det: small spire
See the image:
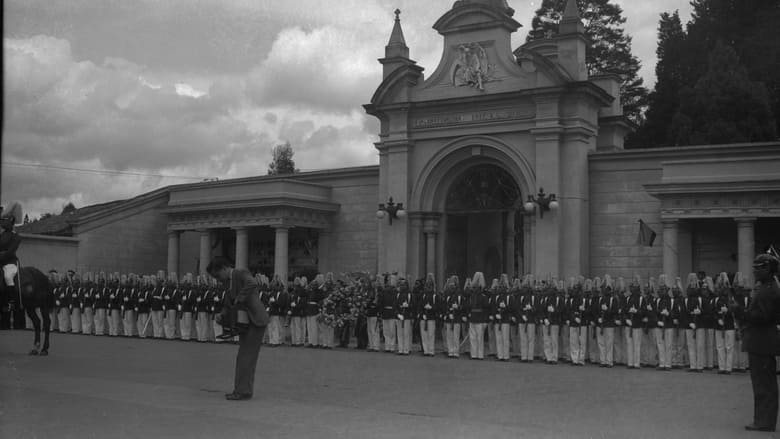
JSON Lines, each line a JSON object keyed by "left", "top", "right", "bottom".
{"left": 385, "top": 8, "right": 409, "bottom": 59}
{"left": 563, "top": 0, "right": 579, "bottom": 20}
{"left": 559, "top": 0, "right": 584, "bottom": 35}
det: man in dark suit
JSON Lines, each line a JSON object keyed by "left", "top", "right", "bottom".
{"left": 208, "top": 257, "right": 269, "bottom": 401}
{"left": 736, "top": 253, "right": 780, "bottom": 432}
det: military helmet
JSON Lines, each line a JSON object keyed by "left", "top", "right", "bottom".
{"left": 753, "top": 253, "right": 780, "bottom": 273}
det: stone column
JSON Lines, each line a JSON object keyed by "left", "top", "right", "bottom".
{"left": 736, "top": 218, "right": 756, "bottom": 280}
{"left": 234, "top": 227, "right": 249, "bottom": 271}
{"left": 662, "top": 219, "right": 679, "bottom": 281}
{"left": 504, "top": 211, "right": 516, "bottom": 277}
{"left": 167, "top": 231, "right": 180, "bottom": 276}
{"left": 198, "top": 229, "right": 211, "bottom": 276}
{"left": 273, "top": 226, "right": 290, "bottom": 285}
{"left": 523, "top": 216, "right": 534, "bottom": 275}
{"left": 424, "top": 232, "right": 437, "bottom": 277}
{"left": 317, "top": 230, "right": 332, "bottom": 274}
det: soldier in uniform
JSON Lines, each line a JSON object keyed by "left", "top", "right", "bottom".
{"left": 418, "top": 273, "right": 439, "bottom": 356}
{"left": 163, "top": 272, "right": 179, "bottom": 339}
{"left": 55, "top": 272, "right": 72, "bottom": 333}
{"left": 208, "top": 277, "right": 227, "bottom": 343}
{"left": 732, "top": 272, "right": 750, "bottom": 372}
{"left": 735, "top": 253, "right": 780, "bottom": 432}
{"left": 304, "top": 274, "right": 324, "bottom": 348}
{"left": 395, "top": 276, "right": 414, "bottom": 355}
{"left": 93, "top": 272, "right": 108, "bottom": 336}
{"left": 540, "top": 279, "right": 562, "bottom": 364}
{"left": 288, "top": 277, "right": 305, "bottom": 347}
{"left": 669, "top": 277, "right": 687, "bottom": 368}
{"left": 365, "top": 276, "right": 381, "bottom": 352}
{"left": 80, "top": 272, "right": 95, "bottom": 335}
{"left": 700, "top": 274, "right": 717, "bottom": 370}
{"left": 597, "top": 275, "right": 618, "bottom": 367}
{"left": 468, "top": 272, "right": 489, "bottom": 360}
{"left": 491, "top": 274, "right": 512, "bottom": 361}
{"left": 107, "top": 273, "right": 122, "bottom": 336}
{"left": 194, "top": 275, "right": 211, "bottom": 342}
{"left": 149, "top": 272, "right": 165, "bottom": 339}
{"left": 714, "top": 272, "right": 736, "bottom": 374}
{"left": 442, "top": 276, "right": 461, "bottom": 358}
{"left": 378, "top": 274, "right": 398, "bottom": 353}
{"left": 518, "top": 275, "right": 537, "bottom": 362}
{"left": 653, "top": 275, "right": 674, "bottom": 370}
{"left": 684, "top": 273, "right": 704, "bottom": 372}
{"left": 124, "top": 274, "right": 140, "bottom": 337}
{"left": 624, "top": 275, "right": 646, "bottom": 369}
{"left": 179, "top": 274, "right": 196, "bottom": 341}
{"left": 69, "top": 272, "right": 83, "bottom": 334}
{"left": 566, "top": 277, "right": 587, "bottom": 366}
{"left": 267, "top": 275, "right": 287, "bottom": 347}
{"left": 586, "top": 278, "right": 601, "bottom": 363}
{"left": 136, "top": 275, "right": 152, "bottom": 338}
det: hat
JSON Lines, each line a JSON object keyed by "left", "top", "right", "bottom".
{"left": 754, "top": 253, "right": 780, "bottom": 273}
{"left": 472, "top": 272, "right": 486, "bottom": 289}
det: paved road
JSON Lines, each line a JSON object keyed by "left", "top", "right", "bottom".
{"left": 0, "top": 331, "right": 772, "bottom": 439}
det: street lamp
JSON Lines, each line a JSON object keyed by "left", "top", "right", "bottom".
{"left": 523, "top": 188, "right": 559, "bottom": 218}
{"left": 376, "top": 197, "right": 406, "bottom": 225}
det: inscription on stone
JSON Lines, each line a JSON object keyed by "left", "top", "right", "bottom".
{"left": 412, "top": 109, "right": 531, "bottom": 129}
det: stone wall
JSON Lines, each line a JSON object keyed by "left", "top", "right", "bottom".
{"left": 589, "top": 153, "right": 664, "bottom": 279}
{"left": 76, "top": 198, "right": 169, "bottom": 275}
{"left": 17, "top": 233, "right": 79, "bottom": 273}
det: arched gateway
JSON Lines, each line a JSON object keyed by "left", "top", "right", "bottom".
{"left": 365, "top": 0, "right": 629, "bottom": 282}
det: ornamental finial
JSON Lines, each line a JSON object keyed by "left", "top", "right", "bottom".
{"left": 394, "top": 9, "right": 401, "bottom": 20}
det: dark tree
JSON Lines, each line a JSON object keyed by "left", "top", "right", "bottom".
{"left": 267, "top": 141, "right": 298, "bottom": 175}
{"left": 526, "top": 0, "right": 648, "bottom": 125}
{"left": 669, "top": 40, "right": 776, "bottom": 146}
{"left": 61, "top": 202, "right": 77, "bottom": 215}
{"left": 627, "top": 11, "right": 687, "bottom": 148}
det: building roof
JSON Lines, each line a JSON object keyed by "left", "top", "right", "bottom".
{"left": 17, "top": 199, "right": 127, "bottom": 236}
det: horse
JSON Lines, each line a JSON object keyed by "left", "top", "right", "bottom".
{"left": 1, "top": 265, "right": 54, "bottom": 355}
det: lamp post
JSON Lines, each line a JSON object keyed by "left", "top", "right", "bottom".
{"left": 376, "top": 197, "right": 406, "bottom": 225}
{"left": 523, "top": 188, "right": 559, "bottom": 218}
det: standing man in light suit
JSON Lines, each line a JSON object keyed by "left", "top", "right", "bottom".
{"left": 208, "top": 256, "right": 269, "bottom": 401}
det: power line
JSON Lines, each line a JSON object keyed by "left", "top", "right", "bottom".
{"left": 2, "top": 161, "right": 208, "bottom": 181}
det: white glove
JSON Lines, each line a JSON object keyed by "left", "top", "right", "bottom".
{"left": 424, "top": 304, "right": 432, "bottom": 310}
{"left": 524, "top": 305, "right": 531, "bottom": 311}
{"left": 629, "top": 307, "right": 637, "bottom": 314}
{"left": 544, "top": 319, "right": 550, "bottom": 326}
{"left": 547, "top": 305, "right": 554, "bottom": 313}
{"left": 575, "top": 317, "right": 581, "bottom": 324}
{"left": 402, "top": 302, "right": 408, "bottom": 308}
{"left": 452, "top": 304, "right": 459, "bottom": 310}
{"left": 673, "top": 319, "right": 679, "bottom": 325}
{"left": 124, "top": 297, "right": 129, "bottom": 302}
{"left": 495, "top": 314, "right": 501, "bottom": 320}
{"left": 661, "top": 309, "right": 669, "bottom": 316}
{"left": 214, "top": 297, "right": 219, "bottom": 302}
{"left": 718, "top": 319, "right": 724, "bottom": 326}
{"left": 601, "top": 304, "right": 608, "bottom": 311}
{"left": 626, "top": 319, "right": 632, "bottom": 326}
{"left": 658, "top": 321, "right": 665, "bottom": 327}
{"left": 291, "top": 302, "right": 296, "bottom": 307}
{"left": 720, "top": 306, "right": 728, "bottom": 314}
{"left": 499, "top": 302, "right": 506, "bottom": 308}
{"left": 270, "top": 297, "right": 276, "bottom": 303}
{"left": 522, "top": 315, "right": 528, "bottom": 322}
{"left": 165, "top": 295, "right": 170, "bottom": 300}
{"left": 196, "top": 298, "right": 201, "bottom": 302}
{"left": 461, "top": 316, "right": 467, "bottom": 322}
{"left": 689, "top": 323, "right": 696, "bottom": 329}
{"left": 397, "top": 314, "right": 404, "bottom": 321}
{"left": 287, "top": 311, "right": 292, "bottom": 316}
{"left": 615, "top": 320, "right": 621, "bottom": 326}
{"left": 598, "top": 317, "right": 603, "bottom": 324}
{"left": 647, "top": 305, "right": 653, "bottom": 311}
{"left": 579, "top": 305, "right": 585, "bottom": 311}
{"left": 423, "top": 315, "right": 427, "bottom": 321}
{"left": 448, "top": 313, "right": 454, "bottom": 320}
{"left": 693, "top": 308, "right": 701, "bottom": 315}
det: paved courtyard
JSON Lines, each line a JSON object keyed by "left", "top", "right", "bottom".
{"left": 0, "top": 330, "right": 771, "bottom": 439}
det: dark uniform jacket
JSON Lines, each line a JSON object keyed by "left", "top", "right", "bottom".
{"left": 519, "top": 292, "right": 538, "bottom": 324}
{"left": 377, "top": 286, "right": 397, "bottom": 320}
{"left": 713, "top": 296, "right": 736, "bottom": 331}
{"left": 108, "top": 284, "right": 122, "bottom": 310}
{"left": 468, "top": 289, "right": 490, "bottom": 324}
{"left": 0, "top": 230, "right": 21, "bottom": 265}
{"left": 150, "top": 286, "right": 165, "bottom": 312}
{"left": 418, "top": 290, "right": 439, "bottom": 322}
{"left": 741, "top": 281, "right": 780, "bottom": 355}
{"left": 566, "top": 295, "right": 586, "bottom": 327}
{"left": 624, "top": 293, "right": 646, "bottom": 328}
{"left": 136, "top": 287, "right": 151, "bottom": 314}
{"left": 304, "top": 286, "right": 325, "bottom": 317}
{"left": 598, "top": 295, "right": 619, "bottom": 328}
{"left": 93, "top": 284, "right": 108, "bottom": 309}
{"left": 395, "top": 289, "right": 414, "bottom": 321}
{"left": 684, "top": 295, "right": 704, "bottom": 330}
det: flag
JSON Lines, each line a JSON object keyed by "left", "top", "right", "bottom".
{"left": 637, "top": 219, "right": 657, "bottom": 247}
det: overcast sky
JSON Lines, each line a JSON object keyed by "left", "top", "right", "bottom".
{"left": 2, "top": 0, "right": 693, "bottom": 219}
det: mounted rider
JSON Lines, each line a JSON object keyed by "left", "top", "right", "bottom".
{"left": 0, "top": 203, "right": 23, "bottom": 292}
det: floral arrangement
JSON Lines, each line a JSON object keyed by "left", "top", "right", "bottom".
{"left": 318, "top": 272, "right": 371, "bottom": 328}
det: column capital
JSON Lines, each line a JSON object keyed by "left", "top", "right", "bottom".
{"left": 661, "top": 218, "right": 679, "bottom": 226}
{"left": 233, "top": 226, "right": 249, "bottom": 233}
{"left": 196, "top": 228, "right": 211, "bottom": 234}
{"left": 271, "top": 225, "right": 291, "bottom": 231}
{"left": 735, "top": 217, "right": 758, "bottom": 225}
{"left": 167, "top": 230, "right": 181, "bottom": 236}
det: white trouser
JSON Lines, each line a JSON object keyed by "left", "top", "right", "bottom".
{"left": 212, "top": 318, "right": 224, "bottom": 342}
{"left": 291, "top": 316, "right": 305, "bottom": 345}
{"left": 396, "top": 319, "right": 412, "bottom": 354}
{"left": 151, "top": 310, "right": 164, "bottom": 338}
{"left": 180, "top": 312, "right": 193, "bottom": 340}
{"left": 625, "top": 327, "right": 643, "bottom": 367}
{"left": 715, "top": 329, "right": 735, "bottom": 372}
{"left": 569, "top": 326, "right": 587, "bottom": 364}
{"left": 382, "top": 319, "right": 397, "bottom": 352}
{"left": 306, "top": 315, "right": 319, "bottom": 346}
{"left": 705, "top": 328, "right": 715, "bottom": 368}
{"left": 109, "top": 309, "right": 121, "bottom": 336}
{"left": 597, "top": 327, "right": 615, "bottom": 366}
{"left": 70, "top": 308, "right": 82, "bottom": 333}
{"left": 519, "top": 323, "right": 536, "bottom": 361}
{"left": 495, "top": 323, "right": 511, "bottom": 360}
{"left": 123, "top": 310, "right": 136, "bottom": 336}
{"left": 164, "top": 310, "right": 177, "bottom": 339}
{"left": 445, "top": 323, "right": 461, "bottom": 356}
{"left": 686, "top": 328, "right": 706, "bottom": 370}
{"left": 319, "top": 321, "right": 334, "bottom": 347}
{"left": 137, "top": 313, "right": 151, "bottom": 338}
{"left": 58, "top": 308, "right": 71, "bottom": 332}
{"left": 420, "top": 319, "right": 436, "bottom": 355}
{"left": 81, "top": 307, "right": 93, "bottom": 334}
{"left": 655, "top": 327, "right": 674, "bottom": 368}
{"left": 367, "top": 316, "right": 380, "bottom": 350}
{"left": 268, "top": 316, "right": 283, "bottom": 345}
{"left": 3, "top": 263, "right": 17, "bottom": 286}
{"left": 93, "top": 308, "right": 107, "bottom": 335}
{"left": 469, "top": 323, "right": 486, "bottom": 359}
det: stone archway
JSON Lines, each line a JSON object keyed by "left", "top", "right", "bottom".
{"left": 442, "top": 164, "right": 524, "bottom": 283}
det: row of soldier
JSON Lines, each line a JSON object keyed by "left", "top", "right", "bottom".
{"left": 42, "top": 268, "right": 751, "bottom": 373}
